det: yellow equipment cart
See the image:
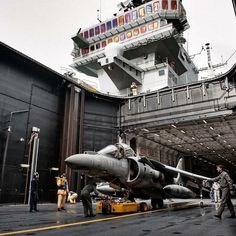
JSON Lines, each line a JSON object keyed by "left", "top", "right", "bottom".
{"left": 96, "top": 200, "right": 149, "bottom": 214}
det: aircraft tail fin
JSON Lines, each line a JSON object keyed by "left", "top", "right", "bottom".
{"left": 174, "top": 158, "right": 185, "bottom": 185}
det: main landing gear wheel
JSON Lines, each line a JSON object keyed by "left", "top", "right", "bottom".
{"left": 151, "top": 199, "right": 164, "bottom": 209}
{"left": 139, "top": 202, "right": 148, "bottom": 212}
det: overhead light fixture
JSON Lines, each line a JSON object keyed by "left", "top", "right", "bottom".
{"left": 209, "top": 126, "right": 214, "bottom": 130}
{"left": 50, "top": 167, "right": 59, "bottom": 171}
{"left": 154, "top": 134, "right": 159, "bottom": 137}
{"left": 200, "top": 143, "right": 203, "bottom": 145}
{"left": 192, "top": 137, "right": 195, "bottom": 140}
{"left": 171, "top": 124, "right": 177, "bottom": 128}
{"left": 206, "top": 146, "right": 210, "bottom": 149}
{"left": 223, "top": 140, "right": 227, "bottom": 143}
{"left": 187, "top": 148, "right": 190, "bottom": 151}
{"left": 168, "top": 140, "right": 172, "bottom": 143}
{"left": 217, "top": 134, "right": 221, "bottom": 137}
{"left": 203, "top": 120, "right": 207, "bottom": 124}
{"left": 20, "top": 164, "right": 30, "bottom": 168}
{"left": 181, "top": 130, "right": 185, "bottom": 134}
{"left": 142, "top": 128, "right": 149, "bottom": 132}
{"left": 178, "top": 145, "right": 182, "bottom": 147}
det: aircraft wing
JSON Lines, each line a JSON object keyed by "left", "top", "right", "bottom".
{"left": 140, "top": 157, "right": 177, "bottom": 177}
{"left": 144, "top": 158, "right": 211, "bottom": 181}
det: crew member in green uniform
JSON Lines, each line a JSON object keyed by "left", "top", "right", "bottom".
{"left": 203, "top": 164, "right": 235, "bottom": 219}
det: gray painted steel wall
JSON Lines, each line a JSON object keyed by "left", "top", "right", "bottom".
{"left": 0, "top": 45, "right": 66, "bottom": 203}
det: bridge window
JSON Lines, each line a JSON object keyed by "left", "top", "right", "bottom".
{"left": 81, "top": 48, "right": 89, "bottom": 55}
{"left": 139, "top": 7, "right": 145, "bottom": 17}
{"left": 108, "top": 38, "right": 113, "bottom": 44}
{"left": 90, "top": 45, "right": 95, "bottom": 51}
{"left": 101, "top": 23, "right": 106, "bottom": 33}
{"left": 171, "top": 0, "right": 177, "bottom": 10}
{"left": 112, "top": 18, "right": 118, "bottom": 28}
{"left": 120, "top": 33, "right": 126, "bottom": 41}
{"left": 102, "top": 41, "right": 106, "bottom": 48}
{"left": 141, "top": 25, "right": 147, "bottom": 34}
{"left": 148, "top": 22, "right": 154, "bottom": 31}
{"left": 84, "top": 31, "right": 89, "bottom": 39}
{"left": 125, "top": 13, "right": 131, "bottom": 23}
{"left": 95, "top": 26, "right": 100, "bottom": 35}
{"left": 146, "top": 4, "right": 152, "bottom": 14}
{"left": 154, "top": 21, "right": 158, "bottom": 29}
{"left": 96, "top": 43, "right": 100, "bottom": 49}
{"left": 114, "top": 36, "right": 119, "bottom": 42}
{"left": 133, "top": 28, "right": 139, "bottom": 36}
{"left": 119, "top": 15, "right": 124, "bottom": 26}
{"left": 153, "top": 1, "right": 160, "bottom": 12}
{"left": 106, "top": 21, "right": 112, "bottom": 31}
{"left": 162, "top": 0, "right": 168, "bottom": 10}
{"left": 132, "top": 10, "right": 138, "bottom": 20}
{"left": 126, "top": 31, "right": 132, "bottom": 38}
{"left": 89, "top": 28, "right": 94, "bottom": 37}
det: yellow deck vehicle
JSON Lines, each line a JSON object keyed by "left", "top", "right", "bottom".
{"left": 96, "top": 200, "right": 149, "bottom": 214}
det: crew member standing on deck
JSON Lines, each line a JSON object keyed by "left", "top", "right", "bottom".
{"left": 81, "top": 179, "right": 105, "bottom": 217}
{"left": 130, "top": 82, "right": 137, "bottom": 96}
{"left": 56, "top": 173, "right": 68, "bottom": 211}
{"left": 29, "top": 172, "right": 39, "bottom": 212}
{"left": 203, "top": 165, "right": 235, "bottom": 219}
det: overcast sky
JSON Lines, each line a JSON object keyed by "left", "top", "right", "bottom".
{"left": 0, "top": 0, "right": 235, "bottom": 84}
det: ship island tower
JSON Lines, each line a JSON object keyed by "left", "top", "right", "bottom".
{"left": 71, "top": 0, "right": 198, "bottom": 96}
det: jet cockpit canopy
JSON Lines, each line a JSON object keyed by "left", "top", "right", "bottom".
{"left": 98, "top": 143, "right": 136, "bottom": 158}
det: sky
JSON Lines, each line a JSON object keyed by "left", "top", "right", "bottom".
{"left": 0, "top": 0, "right": 235, "bottom": 85}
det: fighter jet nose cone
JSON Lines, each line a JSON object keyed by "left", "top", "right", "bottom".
{"left": 65, "top": 155, "right": 78, "bottom": 169}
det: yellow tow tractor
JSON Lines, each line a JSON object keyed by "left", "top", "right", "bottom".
{"left": 96, "top": 198, "right": 150, "bottom": 214}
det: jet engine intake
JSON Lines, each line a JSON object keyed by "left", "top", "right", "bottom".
{"left": 127, "top": 157, "right": 164, "bottom": 188}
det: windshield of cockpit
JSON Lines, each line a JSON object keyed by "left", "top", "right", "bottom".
{"left": 98, "top": 145, "right": 118, "bottom": 157}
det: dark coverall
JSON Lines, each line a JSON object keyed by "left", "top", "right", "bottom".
{"left": 30, "top": 177, "right": 39, "bottom": 212}
{"left": 211, "top": 171, "right": 235, "bottom": 217}
{"left": 81, "top": 184, "right": 100, "bottom": 217}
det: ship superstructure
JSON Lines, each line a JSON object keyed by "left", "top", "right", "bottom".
{"left": 71, "top": 0, "right": 198, "bottom": 96}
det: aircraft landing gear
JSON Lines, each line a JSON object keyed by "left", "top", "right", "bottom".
{"left": 157, "top": 199, "right": 164, "bottom": 208}
{"left": 151, "top": 199, "right": 164, "bottom": 209}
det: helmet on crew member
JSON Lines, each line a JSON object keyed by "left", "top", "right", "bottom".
{"left": 33, "top": 172, "right": 39, "bottom": 179}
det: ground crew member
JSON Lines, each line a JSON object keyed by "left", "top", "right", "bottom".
{"left": 203, "top": 165, "right": 235, "bottom": 219}
{"left": 130, "top": 82, "right": 137, "bottom": 96}
{"left": 81, "top": 180, "right": 103, "bottom": 217}
{"left": 29, "top": 172, "right": 39, "bottom": 212}
{"left": 67, "top": 191, "right": 78, "bottom": 204}
{"left": 56, "top": 173, "right": 68, "bottom": 211}
{"left": 212, "top": 182, "right": 221, "bottom": 210}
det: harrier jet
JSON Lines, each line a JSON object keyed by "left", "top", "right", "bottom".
{"left": 65, "top": 143, "right": 210, "bottom": 209}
